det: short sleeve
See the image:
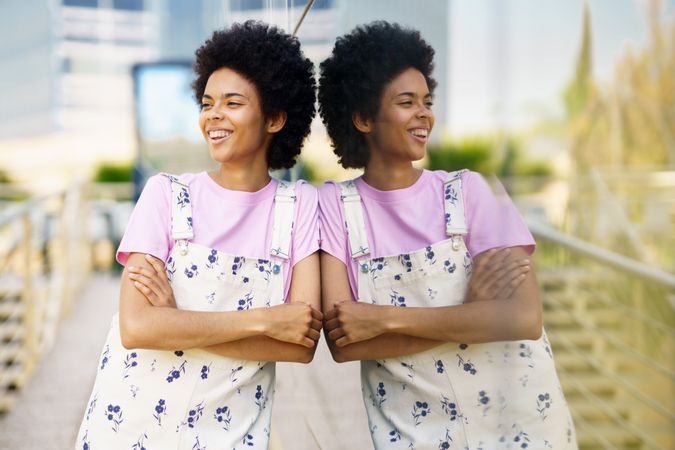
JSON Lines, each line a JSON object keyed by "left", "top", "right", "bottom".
{"left": 462, "top": 171, "right": 536, "bottom": 257}
{"left": 318, "top": 181, "right": 351, "bottom": 266}
{"left": 116, "top": 175, "right": 172, "bottom": 266}
{"left": 289, "top": 180, "right": 321, "bottom": 267}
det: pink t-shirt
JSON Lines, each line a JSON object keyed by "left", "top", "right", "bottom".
{"left": 117, "top": 172, "right": 320, "bottom": 299}
{"left": 318, "top": 169, "right": 535, "bottom": 299}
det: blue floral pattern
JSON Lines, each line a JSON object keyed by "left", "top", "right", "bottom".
{"left": 76, "top": 175, "right": 292, "bottom": 449}
{"left": 105, "top": 404, "right": 123, "bottom": 433}
{"left": 122, "top": 352, "right": 138, "bottom": 378}
{"left": 214, "top": 405, "right": 232, "bottom": 431}
{"left": 351, "top": 171, "right": 575, "bottom": 449}
{"left": 412, "top": 400, "right": 431, "bottom": 426}
{"left": 153, "top": 398, "right": 167, "bottom": 425}
{"left": 100, "top": 345, "right": 109, "bottom": 370}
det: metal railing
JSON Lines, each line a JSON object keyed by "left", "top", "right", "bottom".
{"left": 0, "top": 183, "right": 91, "bottom": 412}
{"left": 530, "top": 219, "right": 675, "bottom": 450}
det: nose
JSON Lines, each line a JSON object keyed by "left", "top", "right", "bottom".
{"left": 416, "top": 103, "right": 431, "bottom": 119}
{"left": 204, "top": 103, "right": 224, "bottom": 121}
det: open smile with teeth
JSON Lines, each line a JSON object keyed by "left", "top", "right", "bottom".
{"left": 409, "top": 128, "right": 429, "bottom": 140}
{"left": 208, "top": 129, "right": 232, "bottom": 140}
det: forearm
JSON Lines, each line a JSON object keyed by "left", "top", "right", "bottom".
{"left": 327, "top": 332, "right": 443, "bottom": 363}
{"left": 384, "top": 299, "right": 542, "bottom": 343}
{"left": 204, "top": 336, "right": 316, "bottom": 363}
{"left": 120, "top": 302, "right": 268, "bottom": 350}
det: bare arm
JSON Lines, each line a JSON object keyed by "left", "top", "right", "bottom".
{"left": 203, "top": 252, "right": 322, "bottom": 362}
{"left": 326, "top": 246, "right": 540, "bottom": 348}
{"left": 321, "top": 252, "right": 444, "bottom": 363}
{"left": 120, "top": 253, "right": 321, "bottom": 351}
{"left": 128, "top": 253, "right": 322, "bottom": 362}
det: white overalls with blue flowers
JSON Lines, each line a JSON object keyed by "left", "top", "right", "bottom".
{"left": 76, "top": 174, "right": 296, "bottom": 450}
{"left": 340, "top": 170, "right": 577, "bottom": 450}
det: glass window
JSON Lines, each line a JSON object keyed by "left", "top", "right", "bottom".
{"left": 63, "top": 0, "right": 98, "bottom": 7}
{"left": 113, "top": 0, "right": 144, "bottom": 11}
{"left": 230, "top": 0, "right": 264, "bottom": 11}
{"left": 292, "top": 0, "right": 331, "bottom": 9}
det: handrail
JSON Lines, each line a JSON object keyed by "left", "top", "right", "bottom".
{"left": 556, "top": 364, "right": 661, "bottom": 450}
{"left": 593, "top": 290, "right": 675, "bottom": 338}
{"left": 0, "top": 182, "right": 91, "bottom": 412}
{"left": 527, "top": 219, "right": 675, "bottom": 289}
{"left": 548, "top": 322, "right": 675, "bottom": 422}
{"left": 0, "top": 192, "right": 60, "bottom": 228}
{"left": 547, "top": 293, "right": 675, "bottom": 381}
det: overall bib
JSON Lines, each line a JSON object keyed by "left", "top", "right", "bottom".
{"left": 340, "top": 171, "right": 577, "bottom": 450}
{"left": 76, "top": 174, "right": 295, "bottom": 450}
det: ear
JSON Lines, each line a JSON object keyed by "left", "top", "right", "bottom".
{"left": 352, "top": 112, "right": 372, "bottom": 133}
{"left": 266, "top": 111, "right": 287, "bottom": 134}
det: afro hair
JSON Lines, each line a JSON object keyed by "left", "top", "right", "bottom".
{"left": 193, "top": 20, "right": 316, "bottom": 170}
{"left": 318, "top": 21, "right": 436, "bottom": 169}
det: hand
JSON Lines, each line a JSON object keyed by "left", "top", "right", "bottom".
{"left": 264, "top": 303, "right": 323, "bottom": 348}
{"left": 324, "top": 301, "right": 389, "bottom": 347}
{"left": 465, "top": 248, "right": 530, "bottom": 303}
{"left": 127, "top": 254, "right": 177, "bottom": 308}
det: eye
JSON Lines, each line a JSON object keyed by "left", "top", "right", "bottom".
{"left": 425, "top": 100, "right": 434, "bottom": 107}
{"left": 200, "top": 103, "right": 211, "bottom": 110}
{"left": 398, "top": 101, "right": 413, "bottom": 107}
{"left": 228, "top": 101, "right": 243, "bottom": 107}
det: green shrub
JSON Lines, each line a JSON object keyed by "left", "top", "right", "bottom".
{"left": 427, "top": 138, "right": 495, "bottom": 174}
{"left": 93, "top": 162, "right": 133, "bottom": 183}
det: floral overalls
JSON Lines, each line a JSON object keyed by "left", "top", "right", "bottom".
{"left": 340, "top": 171, "right": 577, "bottom": 450}
{"left": 76, "top": 174, "right": 296, "bottom": 450}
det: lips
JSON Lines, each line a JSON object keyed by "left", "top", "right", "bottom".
{"left": 207, "top": 128, "right": 232, "bottom": 143}
{"left": 408, "top": 127, "right": 429, "bottom": 141}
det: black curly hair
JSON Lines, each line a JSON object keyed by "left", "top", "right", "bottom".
{"left": 193, "top": 21, "right": 316, "bottom": 170}
{"left": 318, "top": 21, "right": 436, "bottom": 169}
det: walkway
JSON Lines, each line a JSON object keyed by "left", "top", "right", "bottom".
{"left": 0, "top": 274, "right": 372, "bottom": 450}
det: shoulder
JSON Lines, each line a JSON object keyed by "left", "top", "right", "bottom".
{"left": 148, "top": 172, "right": 202, "bottom": 190}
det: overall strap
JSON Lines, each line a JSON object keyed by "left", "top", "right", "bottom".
{"left": 339, "top": 180, "right": 370, "bottom": 259}
{"left": 270, "top": 180, "right": 296, "bottom": 260}
{"left": 444, "top": 170, "right": 468, "bottom": 247}
{"left": 161, "top": 173, "right": 194, "bottom": 241}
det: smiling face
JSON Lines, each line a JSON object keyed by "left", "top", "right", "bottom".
{"left": 199, "top": 67, "right": 276, "bottom": 168}
{"left": 360, "top": 67, "right": 435, "bottom": 165}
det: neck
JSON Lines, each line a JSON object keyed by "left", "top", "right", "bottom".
{"left": 210, "top": 161, "right": 271, "bottom": 192}
{"left": 362, "top": 158, "right": 422, "bottom": 191}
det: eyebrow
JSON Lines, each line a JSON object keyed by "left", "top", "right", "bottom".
{"left": 394, "top": 91, "right": 433, "bottom": 99}
{"left": 201, "top": 93, "right": 247, "bottom": 100}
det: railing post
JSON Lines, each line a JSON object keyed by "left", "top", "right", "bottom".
{"left": 21, "top": 213, "right": 36, "bottom": 375}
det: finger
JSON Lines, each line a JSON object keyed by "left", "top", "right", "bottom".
{"left": 310, "top": 308, "right": 323, "bottom": 321}
{"left": 324, "top": 318, "right": 340, "bottom": 332}
{"left": 473, "top": 248, "right": 498, "bottom": 281}
{"left": 502, "top": 273, "right": 527, "bottom": 299}
{"left": 133, "top": 281, "right": 159, "bottom": 304}
{"left": 492, "top": 255, "right": 524, "bottom": 278}
{"left": 143, "top": 256, "right": 172, "bottom": 295}
{"left": 335, "top": 336, "right": 350, "bottom": 347}
{"left": 491, "top": 259, "right": 530, "bottom": 291}
{"left": 307, "top": 328, "right": 321, "bottom": 341}
{"left": 328, "top": 328, "right": 345, "bottom": 341}
{"left": 144, "top": 254, "right": 165, "bottom": 273}
{"left": 128, "top": 273, "right": 162, "bottom": 297}
{"left": 310, "top": 318, "right": 322, "bottom": 331}
{"left": 324, "top": 308, "right": 338, "bottom": 321}
{"left": 301, "top": 337, "right": 314, "bottom": 348}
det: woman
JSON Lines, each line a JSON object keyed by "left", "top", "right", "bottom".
{"left": 76, "top": 21, "right": 321, "bottom": 450}
{"left": 318, "top": 21, "right": 577, "bottom": 449}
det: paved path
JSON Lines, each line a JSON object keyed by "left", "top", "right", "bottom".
{"left": 0, "top": 274, "right": 372, "bottom": 450}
